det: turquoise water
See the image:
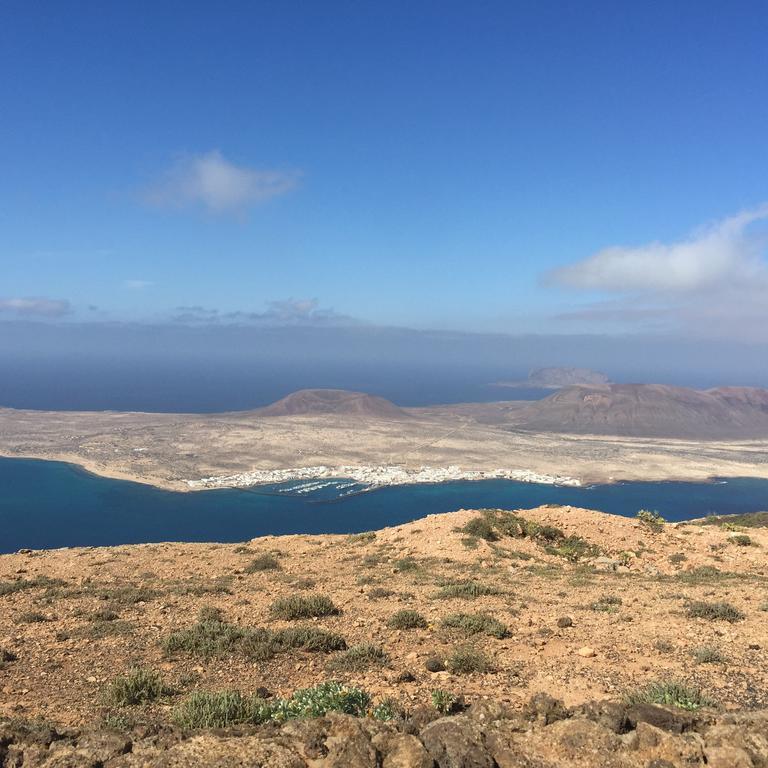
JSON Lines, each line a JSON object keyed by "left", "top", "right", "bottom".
{"left": 1, "top": 457, "right": 767, "bottom": 553}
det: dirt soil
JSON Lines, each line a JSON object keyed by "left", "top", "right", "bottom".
{"left": 2, "top": 505, "right": 768, "bottom": 733}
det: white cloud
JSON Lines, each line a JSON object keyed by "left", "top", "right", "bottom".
{"left": 123, "top": 279, "right": 154, "bottom": 290}
{"left": 146, "top": 150, "right": 300, "bottom": 213}
{"left": 550, "top": 204, "right": 768, "bottom": 293}
{"left": 0, "top": 297, "right": 71, "bottom": 317}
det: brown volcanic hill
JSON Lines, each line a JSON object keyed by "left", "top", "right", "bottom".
{"left": 510, "top": 383, "right": 768, "bottom": 438}
{"left": 257, "top": 388, "right": 409, "bottom": 419}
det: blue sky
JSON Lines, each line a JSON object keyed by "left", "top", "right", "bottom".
{"left": 2, "top": 0, "right": 767, "bottom": 339}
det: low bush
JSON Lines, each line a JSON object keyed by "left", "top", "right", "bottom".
{"left": 686, "top": 600, "right": 745, "bottom": 623}
{"left": 729, "top": 534, "right": 754, "bottom": 547}
{"left": 16, "top": 611, "right": 49, "bottom": 624}
{"left": 173, "top": 690, "right": 272, "bottom": 729}
{"left": 446, "top": 646, "right": 491, "bottom": 674}
{"left": 367, "top": 587, "right": 395, "bottom": 599}
{"left": 272, "top": 626, "right": 347, "bottom": 653}
{"left": 637, "top": 509, "right": 665, "bottom": 532}
{"left": 387, "top": 610, "right": 428, "bottom": 630}
{"left": 269, "top": 594, "right": 340, "bottom": 620}
{"left": 163, "top": 608, "right": 272, "bottom": 659}
{"left": 245, "top": 554, "right": 281, "bottom": 572}
{"left": 460, "top": 518, "right": 498, "bottom": 541}
{"left": 692, "top": 645, "right": 726, "bottom": 664}
{"left": 589, "top": 594, "right": 623, "bottom": 612}
{"left": 0, "top": 576, "right": 66, "bottom": 596}
{"left": 104, "top": 668, "right": 172, "bottom": 707}
{"left": 625, "top": 680, "right": 713, "bottom": 711}
{"left": 431, "top": 689, "right": 460, "bottom": 714}
{"left": 164, "top": 608, "right": 346, "bottom": 660}
{"left": 173, "top": 681, "right": 372, "bottom": 729}
{"left": 327, "top": 643, "right": 388, "bottom": 672}
{"left": 441, "top": 613, "right": 508, "bottom": 638}
{"left": 435, "top": 581, "right": 500, "bottom": 599}
{"left": 697, "top": 512, "right": 768, "bottom": 528}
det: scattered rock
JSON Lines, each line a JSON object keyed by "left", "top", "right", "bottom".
{"left": 556, "top": 616, "right": 574, "bottom": 628}
{"left": 425, "top": 656, "right": 445, "bottom": 672}
{"left": 577, "top": 647, "right": 596, "bottom": 658}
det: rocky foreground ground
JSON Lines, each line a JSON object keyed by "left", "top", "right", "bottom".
{"left": 2, "top": 505, "right": 768, "bottom": 766}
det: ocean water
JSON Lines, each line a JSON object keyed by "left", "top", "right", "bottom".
{"left": 1, "top": 458, "right": 767, "bottom": 553}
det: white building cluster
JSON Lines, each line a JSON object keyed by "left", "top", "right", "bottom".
{"left": 186, "top": 464, "right": 581, "bottom": 490}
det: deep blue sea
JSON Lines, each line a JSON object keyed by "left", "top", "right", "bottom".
{"left": 1, "top": 458, "right": 767, "bottom": 553}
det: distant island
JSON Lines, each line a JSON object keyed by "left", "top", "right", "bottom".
{"left": 1, "top": 384, "right": 768, "bottom": 492}
{"left": 494, "top": 366, "right": 611, "bottom": 389}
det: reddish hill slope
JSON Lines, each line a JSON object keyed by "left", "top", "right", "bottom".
{"left": 510, "top": 383, "right": 768, "bottom": 438}
{"left": 257, "top": 388, "right": 409, "bottom": 419}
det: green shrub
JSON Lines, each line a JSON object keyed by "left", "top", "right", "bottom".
{"left": 327, "top": 643, "right": 388, "bottom": 672}
{"left": 387, "top": 610, "right": 428, "bottom": 630}
{"left": 367, "top": 587, "right": 395, "bottom": 599}
{"left": 173, "top": 690, "right": 272, "bottom": 729}
{"left": 173, "top": 682, "right": 374, "bottom": 729}
{"left": 471, "top": 510, "right": 601, "bottom": 561}
{"left": 245, "top": 554, "right": 281, "bottom": 572}
{"left": 460, "top": 518, "right": 498, "bottom": 541}
{"left": 441, "top": 613, "right": 508, "bottom": 638}
{"left": 697, "top": 512, "right": 768, "bottom": 528}
{"left": 269, "top": 594, "right": 340, "bottom": 620}
{"left": 686, "top": 600, "right": 745, "bottom": 623}
{"left": 0, "top": 576, "right": 66, "bottom": 596}
{"left": 625, "top": 681, "right": 713, "bottom": 711}
{"left": 16, "top": 611, "right": 48, "bottom": 624}
{"left": 163, "top": 610, "right": 273, "bottom": 659}
{"left": 348, "top": 531, "right": 377, "bottom": 544}
{"left": 169, "top": 577, "right": 233, "bottom": 596}
{"left": 589, "top": 594, "right": 623, "bottom": 612}
{"left": 89, "top": 608, "right": 120, "bottom": 622}
{"left": 95, "top": 585, "right": 158, "bottom": 605}
{"left": 545, "top": 535, "right": 601, "bottom": 562}
{"left": 394, "top": 557, "right": 420, "bottom": 573}
{"left": 104, "top": 668, "right": 172, "bottom": 707}
{"left": 446, "top": 646, "right": 491, "bottom": 674}
{"left": 431, "top": 689, "right": 459, "bottom": 714}
{"left": 637, "top": 509, "right": 665, "bottom": 532}
{"left": 729, "top": 534, "right": 754, "bottom": 547}
{"left": 272, "top": 681, "right": 370, "bottom": 721}
{"left": 692, "top": 645, "right": 726, "bottom": 664}
{"left": 272, "top": 626, "right": 347, "bottom": 653}
{"left": 435, "top": 581, "right": 500, "bottom": 599}
{"left": 371, "top": 698, "right": 400, "bottom": 721}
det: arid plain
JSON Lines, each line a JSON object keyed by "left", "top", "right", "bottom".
{"left": 1, "top": 387, "right": 767, "bottom": 491}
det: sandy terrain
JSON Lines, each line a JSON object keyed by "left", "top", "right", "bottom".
{"left": 2, "top": 505, "right": 768, "bottom": 729}
{"left": 1, "top": 404, "right": 767, "bottom": 491}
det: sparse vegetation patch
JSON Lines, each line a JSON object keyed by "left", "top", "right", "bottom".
{"left": 686, "top": 600, "right": 745, "bottom": 623}
{"left": 446, "top": 646, "right": 492, "bottom": 674}
{"left": 245, "top": 553, "right": 281, "bottom": 572}
{"left": 441, "top": 612, "right": 508, "bottom": 638}
{"left": 637, "top": 509, "right": 665, "bottom": 532}
{"left": 435, "top": 581, "right": 500, "bottom": 599}
{"left": 173, "top": 682, "right": 373, "bottom": 729}
{"left": 626, "top": 680, "right": 713, "bottom": 711}
{"left": 269, "top": 594, "right": 340, "bottom": 620}
{"left": 104, "top": 668, "right": 173, "bottom": 707}
{"left": 327, "top": 643, "right": 388, "bottom": 672}
{"left": 387, "top": 609, "right": 428, "bottom": 630}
